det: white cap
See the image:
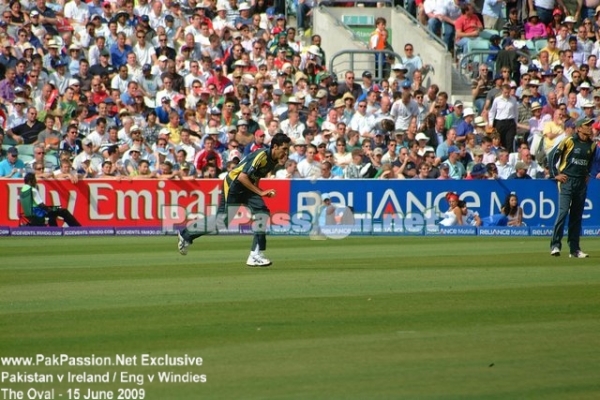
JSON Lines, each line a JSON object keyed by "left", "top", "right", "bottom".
{"left": 68, "top": 78, "right": 80, "bottom": 87}
{"left": 415, "top": 132, "right": 429, "bottom": 141}
{"left": 308, "top": 45, "right": 321, "bottom": 56}
{"left": 582, "top": 100, "right": 595, "bottom": 108}
{"left": 474, "top": 116, "right": 487, "bottom": 126}
{"left": 228, "top": 149, "right": 242, "bottom": 161}
{"left": 158, "top": 55, "right": 169, "bottom": 62}
{"left": 391, "top": 63, "right": 408, "bottom": 71}
{"left": 512, "top": 40, "right": 527, "bottom": 49}
{"left": 463, "top": 107, "right": 475, "bottom": 117}
{"left": 238, "top": 3, "right": 251, "bottom": 11}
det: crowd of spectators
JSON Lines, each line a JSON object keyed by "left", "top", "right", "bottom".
{"left": 403, "top": 1, "right": 600, "bottom": 179}
{"left": 0, "top": 1, "right": 599, "bottom": 183}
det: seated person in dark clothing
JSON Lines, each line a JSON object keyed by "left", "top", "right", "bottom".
{"left": 19, "top": 173, "right": 81, "bottom": 227}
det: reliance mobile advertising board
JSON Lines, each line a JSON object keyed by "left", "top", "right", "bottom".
{"left": 1, "top": 179, "right": 600, "bottom": 231}
{"left": 290, "top": 179, "right": 599, "bottom": 228}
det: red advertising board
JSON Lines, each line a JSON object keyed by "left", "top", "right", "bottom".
{"left": 0, "top": 179, "right": 291, "bottom": 228}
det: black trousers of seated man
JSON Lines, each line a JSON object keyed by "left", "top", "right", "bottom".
{"left": 181, "top": 188, "right": 270, "bottom": 252}
{"left": 48, "top": 207, "right": 81, "bottom": 227}
{"left": 31, "top": 207, "right": 81, "bottom": 227}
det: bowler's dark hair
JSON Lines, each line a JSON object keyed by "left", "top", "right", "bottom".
{"left": 271, "top": 133, "right": 292, "bottom": 148}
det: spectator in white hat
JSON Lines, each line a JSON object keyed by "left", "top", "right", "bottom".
{"left": 390, "top": 63, "right": 409, "bottom": 83}
{"left": 454, "top": 107, "right": 475, "bottom": 142}
{"left": 6, "top": 94, "right": 27, "bottom": 130}
{"left": 213, "top": 5, "right": 235, "bottom": 34}
{"left": 576, "top": 82, "right": 593, "bottom": 107}
{"left": 581, "top": 100, "right": 596, "bottom": 120}
{"left": 415, "top": 132, "right": 435, "bottom": 156}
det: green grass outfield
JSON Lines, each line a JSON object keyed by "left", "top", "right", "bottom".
{"left": 1, "top": 236, "right": 600, "bottom": 399}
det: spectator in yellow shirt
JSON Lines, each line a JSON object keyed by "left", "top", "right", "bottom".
{"left": 542, "top": 109, "right": 566, "bottom": 153}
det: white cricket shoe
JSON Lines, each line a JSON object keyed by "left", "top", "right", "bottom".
{"left": 177, "top": 231, "right": 189, "bottom": 256}
{"left": 569, "top": 250, "right": 589, "bottom": 258}
{"left": 246, "top": 252, "right": 272, "bottom": 267}
{"left": 550, "top": 247, "right": 560, "bottom": 257}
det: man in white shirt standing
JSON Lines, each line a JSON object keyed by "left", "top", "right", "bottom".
{"left": 488, "top": 84, "right": 518, "bottom": 152}
{"left": 391, "top": 91, "right": 419, "bottom": 131}
{"left": 64, "top": 0, "right": 90, "bottom": 33}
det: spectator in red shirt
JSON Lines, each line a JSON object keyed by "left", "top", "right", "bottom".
{"left": 205, "top": 65, "right": 231, "bottom": 95}
{"left": 194, "top": 135, "right": 223, "bottom": 171}
{"left": 244, "top": 130, "right": 268, "bottom": 156}
{"left": 455, "top": 4, "right": 483, "bottom": 55}
{"left": 90, "top": 76, "right": 108, "bottom": 106}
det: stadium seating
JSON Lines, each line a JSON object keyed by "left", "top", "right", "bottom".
{"left": 467, "top": 38, "right": 491, "bottom": 54}
{"left": 19, "top": 155, "right": 34, "bottom": 164}
{"left": 535, "top": 39, "right": 548, "bottom": 53}
{"left": 2, "top": 137, "right": 18, "bottom": 146}
{"left": 464, "top": 38, "right": 491, "bottom": 71}
{"left": 46, "top": 154, "right": 59, "bottom": 169}
{"left": 525, "top": 40, "right": 536, "bottom": 54}
{"left": 479, "top": 29, "right": 499, "bottom": 40}
{"left": 17, "top": 144, "right": 36, "bottom": 156}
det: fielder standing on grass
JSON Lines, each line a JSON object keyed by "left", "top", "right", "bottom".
{"left": 177, "top": 133, "right": 291, "bottom": 267}
{"left": 549, "top": 118, "right": 596, "bottom": 258}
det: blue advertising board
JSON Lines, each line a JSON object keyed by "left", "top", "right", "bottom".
{"left": 290, "top": 180, "right": 600, "bottom": 228}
